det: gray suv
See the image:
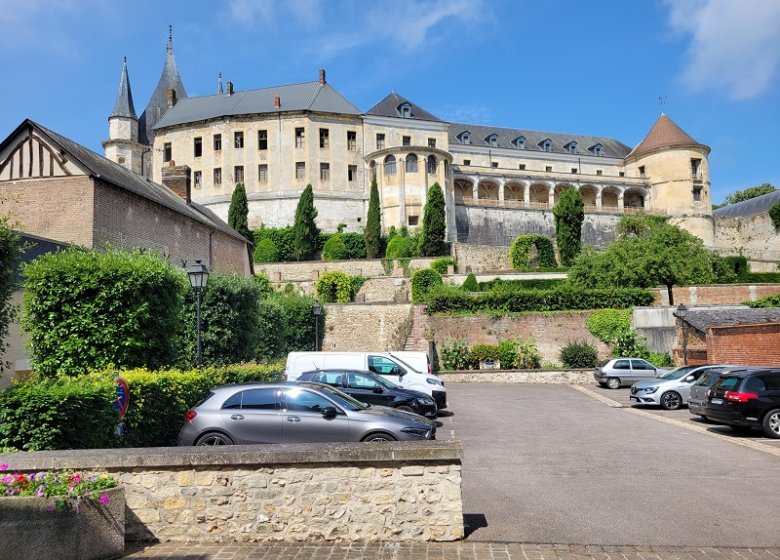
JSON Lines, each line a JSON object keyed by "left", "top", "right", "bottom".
{"left": 689, "top": 366, "right": 751, "bottom": 419}
{"left": 594, "top": 358, "right": 661, "bottom": 389}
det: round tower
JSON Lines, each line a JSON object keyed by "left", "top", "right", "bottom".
{"left": 103, "top": 57, "right": 143, "bottom": 175}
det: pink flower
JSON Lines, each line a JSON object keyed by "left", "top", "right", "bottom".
{"left": 69, "top": 473, "right": 81, "bottom": 485}
{"left": 36, "top": 488, "right": 44, "bottom": 497}
{"left": 0, "top": 464, "right": 8, "bottom": 471}
{"left": 1, "top": 475, "right": 11, "bottom": 484}
{"left": 99, "top": 493, "right": 110, "bottom": 505}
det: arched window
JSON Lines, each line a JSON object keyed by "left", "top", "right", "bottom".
{"left": 539, "top": 139, "right": 552, "bottom": 152}
{"left": 512, "top": 136, "right": 526, "bottom": 149}
{"left": 384, "top": 155, "right": 396, "bottom": 175}
{"left": 485, "top": 134, "right": 498, "bottom": 147}
{"left": 457, "top": 131, "right": 472, "bottom": 145}
{"left": 406, "top": 153, "right": 418, "bottom": 173}
{"left": 427, "top": 155, "right": 437, "bottom": 174}
{"left": 564, "top": 141, "right": 577, "bottom": 154}
{"left": 398, "top": 102, "right": 412, "bottom": 118}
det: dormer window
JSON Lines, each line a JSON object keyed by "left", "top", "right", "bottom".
{"left": 564, "top": 141, "right": 577, "bottom": 154}
{"left": 458, "top": 131, "right": 472, "bottom": 145}
{"left": 589, "top": 143, "right": 604, "bottom": 156}
{"left": 398, "top": 103, "right": 412, "bottom": 118}
{"left": 512, "top": 136, "right": 526, "bottom": 149}
{"left": 485, "top": 134, "right": 498, "bottom": 147}
{"left": 539, "top": 139, "right": 552, "bottom": 152}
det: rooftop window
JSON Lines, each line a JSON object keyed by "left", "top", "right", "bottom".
{"left": 486, "top": 134, "right": 498, "bottom": 147}
{"left": 512, "top": 136, "right": 526, "bottom": 149}
{"left": 564, "top": 141, "right": 577, "bottom": 154}
{"left": 399, "top": 103, "right": 412, "bottom": 118}
{"left": 589, "top": 143, "right": 604, "bottom": 156}
{"left": 458, "top": 131, "right": 472, "bottom": 145}
{"left": 539, "top": 139, "right": 552, "bottom": 152}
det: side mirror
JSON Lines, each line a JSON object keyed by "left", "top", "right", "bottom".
{"left": 685, "top": 375, "right": 695, "bottom": 382}
{"left": 395, "top": 367, "right": 406, "bottom": 378}
{"left": 321, "top": 406, "right": 337, "bottom": 419}
{"left": 372, "top": 387, "right": 384, "bottom": 394}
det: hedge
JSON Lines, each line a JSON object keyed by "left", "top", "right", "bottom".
{"left": 430, "top": 257, "right": 456, "bottom": 275}
{"left": 509, "top": 235, "right": 556, "bottom": 271}
{"left": 745, "top": 272, "right": 780, "bottom": 283}
{"left": 478, "top": 278, "right": 567, "bottom": 291}
{"left": 315, "top": 271, "right": 365, "bottom": 303}
{"left": 411, "top": 269, "right": 443, "bottom": 303}
{"left": 426, "top": 285, "right": 654, "bottom": 314}
{"left": 254, "top": 226, "right": 297, "bottom": 262}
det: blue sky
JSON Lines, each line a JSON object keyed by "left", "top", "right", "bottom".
{"left": 1, "top": 0, "right": 779, "bottom": 204}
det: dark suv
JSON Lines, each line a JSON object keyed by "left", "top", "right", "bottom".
{"left": 705, "top": 369, "right": 780, "bottom": 438}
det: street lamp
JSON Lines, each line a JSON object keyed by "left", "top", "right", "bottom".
{"left": 676, "top": 303, "right": 688, "bottom": 366}
{"left": 312, "top": 301, "right": 322, "bottom": 351}
{"left": 187, "top": 260, "right": 210, "bottom": 367}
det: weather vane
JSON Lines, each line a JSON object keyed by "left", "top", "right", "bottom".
{"left": 658, "top": 95, "right": 668, "bottom": 114}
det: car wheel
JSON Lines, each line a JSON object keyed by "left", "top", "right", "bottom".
{"left": 396, "top": 405, "right": 415, "bottom": 413}
{"left": 660, "top": 391, "right": 682, "bottom": 411}
{"left": 361, "top": 432, "right": 398, "bottom": 442}
{"left": 728, "top": 425, "right": 753, "bottom": 434}
{"left": 606, "top": 377, "right": 621, "bottom": 390}
{"left": 195, "top": 432, "right": 234, "bottom": 446}
{"left": 761, "top": 409, "right": 780, "bottom": 439}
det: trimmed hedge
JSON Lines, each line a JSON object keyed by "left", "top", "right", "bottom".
{"left": 462, "top": 273, "right": 479, "bottom": 292}
{"left": 509, "top": 235, "right": 556, "bottom": 271}
{"left": 254, "top": 238, "right": 279, "bottom": 263}
{"left": 385, "top": 235, "right": 419, "bottom": 259}
{"left": 253, "top": 226, "right": 296, "bottom": 262}
{"left": 426, "top": 285, "right": 654, "bottom": 314}
{"left": 478, "top": 278, "right": 567, "bottom": 291}
{"left": 411, "top": 269, "right": 443, "bottom": 303}
{"left": 745, "top": 272, "right": 780, "bottom": 283}
{"left": 322, "top": 234, "right": 348, "bottom": 261}
{"left": 430, "top": 257, "right": 456, "bottom": 275}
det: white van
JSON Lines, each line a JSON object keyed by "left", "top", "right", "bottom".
{"left": 285, "top": 351, "right": 447, "bottom": 410}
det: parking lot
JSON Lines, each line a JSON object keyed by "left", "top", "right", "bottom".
{"left": 438, "top": 383, "right": 780, "bottom": 547}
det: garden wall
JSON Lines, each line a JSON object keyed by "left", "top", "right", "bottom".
{"left": 438, "top": 370, "right": 593, "bottom": 384}
{"left": 322, "top": 303, "right": 412, "bottom": 351}
{"left": 0, "top": 442, "right": 464, "bottom": 543}
{"left": 649, "top": 284, "right": 780, "bottom": 306}
{"left": 256, "top": 257, "right": 440, "bottom": 283}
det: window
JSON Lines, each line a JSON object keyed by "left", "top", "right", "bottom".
{"left": 631, "top": 360, "right": 654, "bottom": 370}
{"left": 234, "top": 131, "right": 244, "bottom": 149}
{"left": 619, "top": 171, "right": 625, "bottom": 177}
{"left": 241, "top": 388, "right": 278, "bottom": 410}
{"left": 427, "top": 155, "right": 437, "bottom": 174}
{"left": 221, "top": 392, "right": 242, "bottom": 409}
{"left": 311, "top": 371, "right": 344, "bottom": 386}
{"left": 118, "top": 156, "right": 125, "bottom": 165}
{"left": 571, "top": 168, "right": 578, "bottom": 174}
{"left": 539, "top": 139, "right": 552, "bottom": 152}
{"left": 367, "top": 355, "right": 402, "bottom": 375}
{"left": 295, "top": 127, "right": 305, "bottom": 148}
{"left": 282, "top": 388, "right": 333, "bottom": 413}
{"left": 348, "top": 165, "right": 357, "bottom": 182}
{"left": 376, "top": 133, "right": 385, "bottom": 150}
{"left": 545, "top": 165, "right": 553, "bottom": 172}
{"left": 565, "top": 141, "right": 577, "bottom": 154}
{"left": 693, "top": 187, "right": 702, "bottom": 202}
{"left": 691, "top": 158, "right": 702, "bottom": 176}
{"left": 163, "top": 142, "right": 172, "bottom": 162}
{"left": 385, "top": 155, "right": 396, "bottom": 175}
{"left": 486, "top": 134, "right": 498, "bottom": 147}
{"left": 590, "top": 143, "right": 603, "bottom": 156}
{"left": 518, "top": 164, "right": 526, "bottom": 171}
{"left": 406, "top": 154, "right": 418, "bottom": 173}
{"left": 399, "top": 102, "right": 412, "bottom": 118}
{"left": 295, "top": 162, "right": 305, "bottom": 179}
{"left": 492, "top": 162, "right": 499, "bottom": 168}
{"left": 194, "top": 137, "right": 202, "bottom": 157}
{"left": 428, "top": 138, "right": 436, "bottom": 148}
{"left": 193, "top": 170, "right": 202, "bottom": 188}
{"left": 320, "top": 163, "right": 330, "bottom": 181}
{"left": 408, "top": 215, "right": 419, "bottom": 226}
{"left": 402, "top": 135, "right": 411, "bottom": 147}
{"left": 512, "top": 136, "right": 526, "bottom": 149}
{"left": 319, "top": 128, "right": 329, "bottom": 148}
{"left": 258, "top": 164, "right": 268, "bottom": 183}
{"left": 596, "top": 169, "right": 603, "bottom": 176}
{"left": 213, "top": 167, "right": 222, "bottom": 186}
{"left": 347, "top": 372, "right": 380, "bottom": 390}
{"left": 234, "top": 165, "right": 244, "bottom": 183}
{"left": 458, "top": 131, "right": 471, "bottom": 145}
{"left": 213, "top": 134, "right": 222, "bottom": 151}
{"left": 463, "top": 159, "right": 471, "bottom": 166}
{"left": 638, "top": 166, "right": 646, "bottom": 178}
{"left": 613, "top": 360, "right": 630, "bottom": 370}
{"left": 258, "top": 130, "right": 268, "bottom": 150}
{"left": 347, "top": 131, "right": 356, "bottom": 151}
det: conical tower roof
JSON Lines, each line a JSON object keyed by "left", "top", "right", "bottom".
{"left": 110, "top": 57, "right": 137, "bottom": 120}
{"left": 627, "top": 113, "right": 709, "bottom": 160}
{"left": 139, "top": 26, "right": 187, "bottom": 145}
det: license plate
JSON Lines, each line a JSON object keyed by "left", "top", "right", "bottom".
{"left": 710, "top": 398, "right": 723, "bottom": 405}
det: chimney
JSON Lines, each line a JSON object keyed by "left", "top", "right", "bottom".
{"left": 226, "top": 81, "right": 233, "bottom": 96}
{"left": 319, "top": 68, "right": 326, "bottom": 86}
{"left": 161, "top": 164, "right": 192, "bottom": 205}
{"left": 274, "top": 94, "right": 281, "bottom": 109}
{"left": 166, "top": 87, "right": 177, "bottom": 108}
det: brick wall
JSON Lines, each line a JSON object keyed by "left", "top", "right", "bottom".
{"left": 651, "top": 284, "right": 780, "bottom": 306}
{"left": 323, "top": 303, "right": 412, "bottom": 351}
{"left": 707, "top": 323, "right": 780, "bottom": 366}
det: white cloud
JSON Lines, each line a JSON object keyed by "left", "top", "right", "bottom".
{"left": 665, "top": 0, "right": 780, "bottom": 100}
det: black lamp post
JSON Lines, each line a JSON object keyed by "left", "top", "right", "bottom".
{"left": 676, "top": 303, "right": 688, "bottom": 366}
{"left": 187, "top": 260, "right": 210, "bottom": 367}
{"left": 312, "top": 301, "right": 322, "bottom": 351}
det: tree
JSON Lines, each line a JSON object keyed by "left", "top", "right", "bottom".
{"left": 552, "top": 188, "right": 584, "bottom": 266}
{"left": 724, "top": 183, "right": 776, "bottom": 206}
{"left": 0, "top": 218, "right": 22, "bottom": 375}
{"left": 227, "top": 183, "right": 252, "bottom": 242}
{"left": 293, "top": 184, "right": 320, "bottom": 261}
{"left": 420, "top": 183, "right": 447, "bottom": 257}
{"left": 364, "top": 177, "right": 382, "bottom": 258}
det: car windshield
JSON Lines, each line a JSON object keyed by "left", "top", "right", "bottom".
{"left": 657, "top": 367, "right": 695, "bottom": 380}
{"left": 314, "top": 384, "right": 368, "bottom": 411}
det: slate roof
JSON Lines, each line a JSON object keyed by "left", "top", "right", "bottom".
{"left": 447, "top": 122, "right": 632, "bottom": 158}
{"left": 677, "top": 308, "right": 780, "bottom": 333}
{"left": 110, "top": 57, "right": 137, "bottom": 119}
{"left": 365, "top": 92, "right": 443, "bottom": 122}
{"left": 713, "top": 189, "right": 780, "bottom": 219}
{"left": 154, "top": 81, "right": 360, "bottom": 130}
{"left": 627, "top": 113, "right": 707, "bottom": 159}
{"left": 15, "top": 120, "right": 245, "bottom": 242}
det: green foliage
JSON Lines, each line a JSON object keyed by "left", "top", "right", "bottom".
{"left": 0, "top": 219, "right": 22, "bottom": 375}
{"left": 438, "top": 338, "right": 540, "bottom": 370}
{"left": 559, "top": 340, "right": 598, "bottom": 368}
{"left": 746, "top": 272, "right": 780, "bottom": 283}
{"left": 722, "top": 256, "right": 749, "bottom": 279}
{"left": 746, "top": 294, "right": 780, "bottom": 308}
{"left": 276, "top": 293, "right": 325, "bottom": 353}
{"left": 509, "top": 235, "right": 556, "bottom": 271}
{"left": 553, "top": 188, "right": 584, "bottom": 266}
{"left": 365, "top": 177, "right": 382, "bottom": 259}
{"left": 22, "top": 247, "right": 183, "bottom": 378}
{"left": 227, "top": 182, "right": 252, "bottom": 242}
{"left": 178, "top": 273, "right": 262, "bottom": 367}
{"left": 497, "top": 340, "right": 518, "bottom": 370}
{"left": 254, "top": 274, "right": 276, "bottom": 297}
{"left": 586, "top": 309, "right": 632, "bottom": 344}
{"left": 462, "top": 273, "right": 479, "bottom": 292}
{"left": 253, "top": 226, "right": 296, "bottom": 262}
{"left": 513, "top": 338, "right": 542, "bottom": 369}
{"left": 770, "top": 202, "right": 780, "bottom": 229}
{"left": 478, "top": 278, "right": 567, "bottom": 291}
{"left": 647, "top": 352, "right": 674, "bottom": 368}
{"left": 385, "top": 233, "right": 419, "bottom": 259}
{"left": 322, "top": 234, "right": 348, "bottom": 261}
{"left": 341, "top": 233, "right": 367, "bottom": 259}
{"left": 430, "top": 257, "right": 456, "bottom": 275}
{"left": 254, "top": 238, "right": 279, "bottom": 263}
{"left": 467, "top": 344, "right": 501, "bottom": 368}
{"left": 615, "top": 215, "right": 668, "bottom": 237}
{"left": 315, "top": 271, "right": 362, "bottom": 303}
{"left": 612, "top": 331, "right": 648, "bottom": 358}
{"left": 293, "top": 184, "right": 320, "bottom": 261}
{"left": 725, "top": 183, "right": 776, "bottom": 205}
{"left": 256, "top": 297, "right": 285, "bottom": 362}
{"left": 420, "top": 183, "right": 447, "bottom": 256}
{"left": 439, "top": 340, "right": 470, "bottom": 370}
{"left": 411, "top": 269, "right": 443, "bottom": 303}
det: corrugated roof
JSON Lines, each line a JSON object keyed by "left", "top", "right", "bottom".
{"left": 154, "top": 81, "right": 360, "bottom": 130}
{"left": 713, "top": 189, "right": 780, "bottom": 219}
{"left": 678, "top": 308, "right": 780, "bottom": 332}
{"left": 365, "top": 92, "right": 443, "bottom": 122}
{"left": 109, "top": 57, "right": 137, "bottom": 120}
{"left": 447, "top": 122, "right": 632, "bottom": 158}
{"left": 627, "top": 113, "right": 707, "bottom": 159}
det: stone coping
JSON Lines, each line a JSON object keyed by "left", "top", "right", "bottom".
{"left": 0, "top": 440, "right": 463, "bottom": 471}
{"left": 438, "top": 369, "right": 594, "bottom": 384}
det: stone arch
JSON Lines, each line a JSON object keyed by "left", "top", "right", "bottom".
{"left": 602, "top": 186, "right": 621, "bottom": 209}
{"left": 624, "top": 187, "right": 646, "bottom": 209}
{"left": 384, "top": 155, "right": 397, "bottom": 175}
{"left": 504, "top": 181, "right": 525, "bottom": 203}
{"left": 529, "top": 183, "right": 550, "bottom": 206}
{"left": 454, "top": 178, "right": 472, "bottom": 203}
{"left": 553, "top": 183, "right": 576, "bottom": 205}
{"left": 478, "top": 180, "right": 499, "bottom": 201}
{"left": 406, "top": 153, "right": 419, "bottom": 174}
{"left": 579, "top": 184, "right": 598, "bottom": 208}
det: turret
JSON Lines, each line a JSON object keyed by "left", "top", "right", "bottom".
{"left": 103, "top": 57, "right": 143, "bottom": 174}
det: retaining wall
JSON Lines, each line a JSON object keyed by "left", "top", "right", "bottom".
{"left": 438, "top": 370, "right": 594, "bottom": 384}
{"left": 322, "top": 303, "right": 412, "bottom": 351}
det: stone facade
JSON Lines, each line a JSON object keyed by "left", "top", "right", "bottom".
{"left": 323, "top": 303, "right": 412, "bottom": 351}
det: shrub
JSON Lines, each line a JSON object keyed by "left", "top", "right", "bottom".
{"left": 559, "top": 340, "right": 598, "bottom": 368}
{"left": 0, "top": 219, "right": 22, "bottom": 376}
{"left": 439, "top": 340, "right": 470, "bottom": 370}
{"left": 341, "top": 233, "right": 367, "bottom": 259}
{"left": 722, "top": 255, "right": 749, "bottom": 279}
{"left": 293, "top": 184, "right": 320, "bottom": 261}
{"left": 254, "top": 238, "right": 279, "bottom": 263}
{"left": 509, "top": 235, "right": 557, "bottom": 271}
{"left": 316, "top": 271, "right": 356, "bottom": 303}
{"left": 385, "top": 234, "right": 418, "bottom": 259}
{"left": 256, "top": 297, "right": 285, "bottom": 362}
{"left": 612, "top": 331, "right": 649, "bottom": 358}
{"left": 253, "top": 226, "right": 296, "bottom": 262}
{"left": 430, "top": 257, "right": 456, "bottom": 275}
{"left": 553, "top": 188, "right": 585, "bottom": 266}
{"left": 746, "top": 272, "right": 780, "bottom": 283}
{"left": 22, "top": 247, "right": 183, "bottom": 378}
{"left": 586, "top": 309, "right": 632, "bottom": 344}
{"left": 513, "top": 338, "right": 542, "bottom": 369}
{"left": 277, "top": 293, "right": 325, "bottom": 353}
{"left": 478, "top": 278, "right": 566, "bottom": 291}
{"left": 462, "top": 273, "right": 479, "bottom": 292}
{"left": 322, "top": 234, "right": 348, "bottom": 261}
{"left": 746, "top": 294, "right": 780, "bottom": 308}
{"left": 467, "top": 344, "right": 501, "bottom": 369}
{"left": 420, "top": 183, "right": 447, "bottom": 256}
{"left": 254, "top": 274, "right": 276, "bottom": 297}
{"left": 770, "top": 202, "right": 780, "bottom": 229}
{"left": 647, "top": 352, "right": 674, "bottom": 368}
{"left": 411, "top": 269, "right": 443, "bottom": 303}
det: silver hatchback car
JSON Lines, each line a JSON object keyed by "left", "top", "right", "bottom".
{"left": 594, "top": 358, "right": 662, "bottom": 389}
{"left": 178, "top": 381, "right": 437, "bottom": 446}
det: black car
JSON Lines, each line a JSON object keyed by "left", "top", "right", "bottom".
{"left": 705, "top": 368, "right": 780, "bottom": 438}
{"left": 297, "top": 369, "right": 438, "bottom": 418}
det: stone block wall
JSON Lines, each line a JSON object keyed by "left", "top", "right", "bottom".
{"left": 357, "top": 278, "right": 409, "bottom": 303}
{"left": 451, "top": 243, "right": 510, "bottom": 273}
{"left": 323, "top": 303, "right": 412, "bottom": 351}
{"left": 650, "top": 284, "right": 780, "bottom": 306}
{"left": 0, "top": 442, "right": 464, "bottom": 543}
{"left": 438, "top": 370, "right": 594, "bottom": 383}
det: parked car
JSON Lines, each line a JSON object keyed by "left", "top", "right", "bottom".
{"left": 178, "top": 381, "right": 437, "bottom": 446}
{"left": 297, "top": 369, "right": 437, "bottom": 418}
{"left": 630, "top": 364, "right": 740, "bottom": 410}
{"left": 594, "top": 358, "right": 664, "bottom": 389}
{"left": 704, "top": 369, "right": 780, "bottom": 438}
{"left": 689, "top": 366, "right": 750, "bottom": 419}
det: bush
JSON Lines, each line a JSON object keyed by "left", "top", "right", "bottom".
{"left": 586, "top": 309, "right": 632, "bottom": 344}
{"left": 746, "top": 272, "right": 780, "bottom": 283}
{"left": 254, "top": 238, "right": 279, "bottom": 263}
{"left": 22, "top": 247, "right": 183, "bottom": 378}
{"left": 467, "top": 344, "right": 501, "bottom": 369}
{"left": 722, "top": 255, "right": 749, "bottom": 279}
{"left": 478, "top": 278, "right": 567, "bottom": 291}
{"left": 322, "top": 234, "right": 348, "bottom": 261}
{"left": 462, "top": 273, "right": 479, "bottom": 292}
{"left": 0, "top": 220, "right": 22, "bottom": 376}
{"left": 316, "top": 271, "right": 356, "bottom": 303}
{"left": 647, "top": 352, "right": 674, "bottom": 368}
{"left": 430, "top": 257, "right": 456, "bottom": 275}
{"left": 411, "top": 269, "right": 443, "bottom": 303}
{"left": 746, "top": 294, "right": 780, "bottom": 308}
{"left": 277, "top": 293, "right": 325, "bottom": 353}
{"left": 385, "top": 235, "right": 419, "bottom": 259}
{"left": 770, "top": 202, "right": 780, "bottom": 229}
{"left": 553, "top": 188, "right": 584, "bottom": 266}
{"left": 254, "top": 274, "right": 276, "bottom": 297}
{"left": 256, "top": 298, "right": 285, "bottom": 362}
{"left": 253, "top": 226, "right": 296, "bottom": 262}
{"left": 509, "top": 235, "right": 556, "bottom": 271}
{"left": 612, "top": 331, "right": 649, "bottom": 358}
{"left": 513, "top": 338, "right": 542, "bottom": 369}
{"left": 559, "top": 340, "right": 598, "bottom": 368}
{"left": 497, "top": 340, "right": 518, "bottom": 370}
{"left": 341, "top": 233, "right": 367, "bottom": 259}
{"left": 439, "top": 340, "right": 470, "bottom": 370}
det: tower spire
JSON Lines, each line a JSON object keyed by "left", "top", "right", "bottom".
{"left": 167, "top": 24, "right": 173, "bottom": 54}
{"left": 110, "top": 56, "right": 137, "bottom": 119}
{"left": 218, "top": 72, "right": 223, "bottom": 95}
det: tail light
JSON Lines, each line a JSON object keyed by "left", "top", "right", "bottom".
{"left": 184, "top": 410, "right": 197, "bottom": 421}
{"left": 725, "top": 391, "right": 758, "bottom": 403}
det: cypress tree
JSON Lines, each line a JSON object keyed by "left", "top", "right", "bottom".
{"left": 293, "top": 184, "right": 320, "bottom": 261}
{"left": 420, "top": 182, "right": 446, "bottom": 257}
{"left": 364, "top": 176, "right": 382, "bottom": 258}
{"left": 553, "top": 188, "right": 585, "bottom": 266}
{"left": 227, "top": 182, "right": 252, "bottom": 242}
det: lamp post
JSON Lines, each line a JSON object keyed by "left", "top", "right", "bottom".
{"left": 187, "top": 260, "right": 210, "bottom": 367}
{"left": 312, "top": 301, "right": 322, "bottom": 351}
{"left": 676, "top": 303, "right": 688, "bottom": 366}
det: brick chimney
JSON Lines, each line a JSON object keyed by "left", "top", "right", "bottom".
{"left": 319, "top": 68, "right": 326, "bottom": 86}
{"left": 166, "top": 87, "right": 177, "bottom": 108}
{"left": 274, "top": 94, "right": 281, "bottom": 109}
{"left": 226, "top": 81, "right": 233, "bottom": 95}
{"left": 161, "top": 165, "right": 191, "bottom": 205}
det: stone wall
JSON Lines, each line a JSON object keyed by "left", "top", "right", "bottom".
{"left": 714, "top": 213, "right": 780, "bottom": 271}
{"left": 0, "top": 442, "right": 463, "bottom": 543}
{"left": 323, "top": 303, "right": 412, "bottom": 351}
{"left": 438, "top": 370, "right": 594, "bottom": 384}
{"left": 256, "top": 257, "right": 440, "bottom": 283}
{"left": 451, "top": 242, "right": 509, "bottom": 273}
{"left": 357, "top": 278, "right": 410, "bottom": 303}
{"left": 649, "top": 284, "right": 780, "bottom": 306}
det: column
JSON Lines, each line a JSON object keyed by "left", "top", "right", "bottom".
{"left": 524, "top": 183, "right": 530, "bottom": 208}
{"left": 548, "top": 185, "right": 556, "bottom": 208}
{"left": 596, "top": 186, "right": 603, "bottom": 209}
{"left": 472, "top": 177, "right": 479, "bottom": 201}
{"left": 618, "top": 188, "right": 625, "bottom": 211}
{"left": 399, "top": 157, "right": 406, "bottom": 226}
{"left": 498, "top": 178, "right": 505, "bottom": 205}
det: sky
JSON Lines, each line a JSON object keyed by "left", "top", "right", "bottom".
{"left": 1, "top": 0, "right": 779, "bottom": 204}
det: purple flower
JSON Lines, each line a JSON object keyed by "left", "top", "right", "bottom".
{"left": 29, "top": 473, "right": 36, "bottom": 482}
{"left": 99, "top": 493, "right": 110, "bottom": 505}
{"left": 36, "top": 488, "right": 44, "bottom": 497}
{"left": 0, "top": 464, "right": 8, "bottom": 471}
{"left": 1, "top": 475, "right": 11, "bottom": 485}
{"left": 46, "top": 505, "right": 55, "bottom": 512}
{"left": 6, "top": 488, "right": 15, "bottom": 496}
